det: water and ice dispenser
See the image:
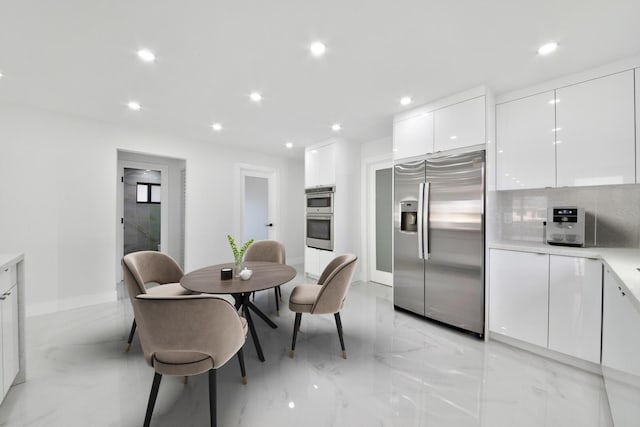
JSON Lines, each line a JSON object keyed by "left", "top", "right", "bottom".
{"left": 400, "top": 201, "right": 418, "bottom": 233}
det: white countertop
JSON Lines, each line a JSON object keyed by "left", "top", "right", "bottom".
{"left": 0, "top": 253, "right": 24, "bottom": 270}
{"left": 489, "top": 241, "right": 640, "bottom": 311}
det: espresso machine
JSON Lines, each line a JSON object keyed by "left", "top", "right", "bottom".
{"left": 546, "top": 207, "right": 585, "bottom": 247}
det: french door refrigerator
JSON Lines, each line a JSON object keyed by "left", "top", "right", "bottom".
{"left": 393, "top": 150, "right": 485, "bottom": 337}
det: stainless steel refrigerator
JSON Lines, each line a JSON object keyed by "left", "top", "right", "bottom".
{"left": 393, "top": 150, "right": 485, "bottom": 337}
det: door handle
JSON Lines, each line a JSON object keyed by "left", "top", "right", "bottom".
{"left": 424, "top": 182, "right": 431, "bottom": 259}
{"left": 418, "top": 183, "right": 425, "bottom": 259}
{"left": 265, "top": 223, "right": 273, "bottom": 227}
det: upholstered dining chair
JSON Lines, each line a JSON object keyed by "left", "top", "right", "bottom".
{"left": 288, "top": 254, "right": 358, "bottom": 359}
{"left": 131, "top": 294, "right": 248, "bottom": 427}
{"left": 243, "top": 240, "right": 286, "bottom": 315}
{"left": 122, "top": 251, "right": 190, "bottom": 351}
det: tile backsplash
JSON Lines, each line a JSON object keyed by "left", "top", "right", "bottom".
{"left": 496, "top": 185, "right": 640, "bottom": 248}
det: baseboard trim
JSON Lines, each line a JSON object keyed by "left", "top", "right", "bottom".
{"left": 26, "top": 291, "right": 118, "bottom": 318}
{"left": 489, "top": 332, "right": 602, "bottom": 375}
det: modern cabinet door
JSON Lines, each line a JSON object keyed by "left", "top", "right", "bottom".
{"left": 1, "top": 284, "right": 19, "bottom": 397}
{"left": 555, "top": 70, "right": 635, "bottom": 187}
{"left": 305, "top": 143, "right": 336, "bottom": 187}
{"left": 602, "top": 268, "right": 640, "bottom": 427}
{"left": 496, "top": 91, "right": 556, "bottom": 190}
{"left": 489, "top": 249, "right": 549, "bottom": 347}
{"left": 434, "top": 96, "right": 485, "bottom": 152}
{"left": 304, "top": 246, "right": 320, "bottom": 277}
{"left": 602, "top": 268, "right": 640, "bottom": 377}
{"left": 393, "top": 111, "right": 434, "bottom": 160}
{"left": 548, "top": 256, "right": 602, "bottom": 363}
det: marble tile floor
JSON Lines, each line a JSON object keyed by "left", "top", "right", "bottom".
{"left": 0, "top": 272, "right": 613, "bottom": 426}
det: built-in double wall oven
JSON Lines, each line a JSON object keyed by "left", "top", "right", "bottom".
{"left": 305, "top": 186, "right": 334, "bottom": 251}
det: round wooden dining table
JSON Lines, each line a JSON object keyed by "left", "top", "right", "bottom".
{"left": 180, "top": 261, "right": 296, "bottom": 362}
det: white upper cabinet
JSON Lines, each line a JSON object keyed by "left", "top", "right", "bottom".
{"left": 305, "top": 143, "right": 336, "bottom": 187}
{"left": 434, "top": 96, "right": 485, "bottom": 152}
{"left": 392, "top": 111, "right": 434, "bottom": 160}
{"left": 548, "top": 256, "right": 602, "bottom": 363}
{"left": 489, "top": 249, "right": 549, "bottom": 347}
{"left": 496, "top": 91, "right": 556, "bottom": 190}
{"left": 555, "top": 71, "right": 635, "bottom": 187}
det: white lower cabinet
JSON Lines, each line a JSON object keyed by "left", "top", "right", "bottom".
{"left": 1, "top": 284, "right": 19, "bottom": 397}
{"left": 304, "top": 246, "right": 320, "bottom": 277}
{"left": 0, "top": 263, "right": 19, "bottom": 402}
{"left": 304, "top": 247, "right": 335, "bottom": 279}
{"left": 548, "top": 256, "right": 602, "bottom": 363}
{"left": 602, "top": 268, "right": 640, "bottom": 376}
{"left": 490, "top": 249, "right": 603, "bottom": 363}
{"left": 489, "top": 250, "right": 549, "bottom": 347}
{"left": 601, "top": 268, "right": 640, "bottom": 427}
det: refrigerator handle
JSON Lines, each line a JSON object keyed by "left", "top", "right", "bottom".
{"left": 424, "top": 182, "right": 431, "bottom": 259}
{"left": 417, "top": 183, "right": 425, "bottom": 259}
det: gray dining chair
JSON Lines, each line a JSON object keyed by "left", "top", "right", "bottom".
{"left": 131, "top": 294, "right": 248, "bottom": 427}
{"left": 288, "top": 254, "right": 358, "bottom": 359}
{"left": 244, "top": 240, "right": 286, "bottom": 315}
{"left": 122, "top": 251, "right": 190, "bottom": 351}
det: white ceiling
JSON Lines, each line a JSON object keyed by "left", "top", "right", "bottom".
{"left": 1, "top": 0, "right": 639, "bottom": 155}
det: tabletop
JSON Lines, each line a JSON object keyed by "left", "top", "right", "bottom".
{"left": 180, "top": 261, "right": 297, "bottom": 294}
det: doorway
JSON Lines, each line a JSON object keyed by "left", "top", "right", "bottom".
{"left": 235, "top": 164, "right": 279, "bottom": 243}
{"left": 116, "top": 151, "right": 186, "bottom": 282}
{"left": 367, "top": 159, "right": 393, "bottom": 286}
{"left": 123, "top": 168, "right": 162, "bottom": 254}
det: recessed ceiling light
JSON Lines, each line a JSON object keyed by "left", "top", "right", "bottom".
{"left": 0, "top": 71, "right": 3, "bottom": 79}
{"left": 288, "top": 402, "right": 295, "bottom": 409}
{"left": 249, "top": 92, "right": 262, "bottom": 102}
{"left": 552, "top": 127, "right": 562, "bottom": 132}
{"left": 285, "top": 142, "right": 293, "bottom": 148}
{"left": 549, "top": 99, "right": 559, "bottom": 104}
{"left": 400, "top": 96, "right": 412, "bottom": 106}
{"left": 311, "top": 149, "right": 318, "bottom": 154}
{"left": 449, "top": 135, "right": 457, "bottom": 140}
{"left": 538, "top": 42, "right": 558, "bottom": 55}
{"left": 310, "top": 42, "right": 326, "bottom": 57}
{"left": 127, "top": 101, "right": 141, "bottom": 111}
{"left": 137, "top": 48, "right": 156, "bottom": 62}
{"left": 211, "top": 123, "right": 223, "bottom": 131}
{"left": 331, "top": 123, "right": 341, "bottom": 132}
{"left": 498, "top": 150, "right": 504, "bottom": 153}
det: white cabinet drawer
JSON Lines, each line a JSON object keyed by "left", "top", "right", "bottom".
{"left": 0, "top": 265, "right": 17, "bottom": 294}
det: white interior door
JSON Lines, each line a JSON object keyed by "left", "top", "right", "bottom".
{"left": 244, "top": 176, "right": 269, "bottom": 241}
{"left": 368, "top": 160, "right": 393, "bottom": 286}
{"left": 236, "top": 164, "right": 279, "bottom": 244}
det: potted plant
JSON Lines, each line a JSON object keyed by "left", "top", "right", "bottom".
{"left": 227, "top": 235, "right": 254, "bottom": 276}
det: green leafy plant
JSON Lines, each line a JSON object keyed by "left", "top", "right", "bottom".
{"left": 227, "top": 235, "right": 254, "bottom": 264}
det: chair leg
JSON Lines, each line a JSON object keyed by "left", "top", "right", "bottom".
{"left": 209, "top": 369, "right": 217, "bottom": 427}
{"left": 334, "top": 312, "right": 347, "bottom": 359}
{"left": 126, "top": 319, "right": 136, "bottom": 352}
{"left": 290, "top": 313, "right": 302, "bottom": 358}
{"left": 143, "top": 372, "right": 162, "bottom": 427}
{"left": 274, "top": 288, "right": 280, "bottom": 316}
{"left": 237, "top": 346, "right": 247, "bottom": 384}
{"left": 277, "top": 285, "right": 282, "bottom": 301}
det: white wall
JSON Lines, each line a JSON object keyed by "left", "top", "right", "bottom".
{"left": 0, "top": 102, "right": 305, "bottom": 316}
{"left": 361, "top": 136, "right": 392, "bottom": 159}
